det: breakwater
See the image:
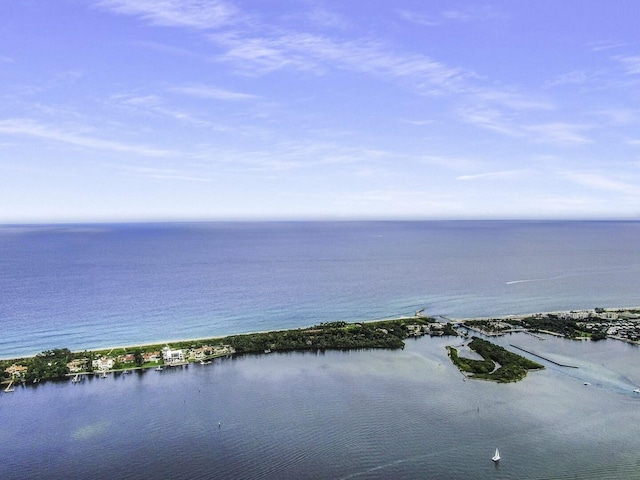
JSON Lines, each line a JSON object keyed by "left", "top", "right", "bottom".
{"left": 510, "top": 344, "right": 579, "bottom": 368}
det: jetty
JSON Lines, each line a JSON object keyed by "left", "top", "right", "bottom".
{"left": 510, "top": 344, "right": 579, "bottom": 368}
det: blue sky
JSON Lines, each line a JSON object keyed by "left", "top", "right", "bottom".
{"left": 1, "top": 1, "right": 640, "bottom": 222}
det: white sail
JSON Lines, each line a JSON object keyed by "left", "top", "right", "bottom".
{"left": 492, "top": 448, "right": 500, "bottom": 462}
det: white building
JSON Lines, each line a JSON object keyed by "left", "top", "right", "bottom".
{"left": 92, "top": 357, "right": 114, "bottom": 371}
{"left": 162, "top": 346, "right": 185, "bottom": 365}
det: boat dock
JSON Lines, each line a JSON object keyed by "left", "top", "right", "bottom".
{"left": 510, "top": 344, "right": 579, "bottom": 368}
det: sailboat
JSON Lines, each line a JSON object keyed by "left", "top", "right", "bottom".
{"left": 492, "top": 448, "right": 500, "bottom": 462}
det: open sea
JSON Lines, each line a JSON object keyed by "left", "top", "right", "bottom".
{"left": 1, "top": 220, "right": 640, "bottom": 479}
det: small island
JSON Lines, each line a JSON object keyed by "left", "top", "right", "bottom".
{"left": 447, "top": 337, "right": 544, "bottom": 383}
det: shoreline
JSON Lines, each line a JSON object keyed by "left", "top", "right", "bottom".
{"left": 0, "top": 314, "right": 426, "bottom": 362}
{"left": 0, "top": 317, "right": 437, "bottom": 384}
{"left": 3, "top": 306, "right": 640, "bottom": 362}
{"left": 3, "top": 307, "right": 640, "bottom": 386}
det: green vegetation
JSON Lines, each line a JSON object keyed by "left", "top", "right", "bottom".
{"left": 2, "top": 317, "right": 444, "bottom": 384}
{"left": 590, "top": 330, "right": 607, "bottom": 341}
{"left": 0, "top": 349, "right": 74, "bottom": 384}
{"left": 519, "top": 315, "right": 581, "bottom": 338}
{"left": 447, "top": 337, "right": 544, "bottom": 383}
{"left": 464, "top": 319, "right": 514, "bottom": 333}
{"left": 226, "top": 317, "right": 437, "bottom": 354}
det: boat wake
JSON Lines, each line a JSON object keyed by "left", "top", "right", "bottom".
{"left": 506, "top": 264, "right": 640, "bottom": 286}
{"left": 505, "top": 279, "right": 540, "bottom": 285}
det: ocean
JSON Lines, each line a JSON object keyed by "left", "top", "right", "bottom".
{"left": 1, "top": 221, "right": 640, "bottom": 479}
{"left": 1, "top": 221, "right": 639, "bottom": 358}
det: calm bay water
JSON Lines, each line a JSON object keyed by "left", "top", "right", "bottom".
{"left": 1, "top": 221, "right": 640, "bottom": 479}
{"left": 2, "top": 335, "right": 640, "bottom": 479}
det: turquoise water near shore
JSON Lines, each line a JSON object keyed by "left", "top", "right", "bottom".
{"left": 1, "top": 221, "right": 639, "bottom": 358}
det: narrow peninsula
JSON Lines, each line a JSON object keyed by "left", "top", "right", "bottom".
{"left": 3, "top": 307, "right": 639, "bottom": 390}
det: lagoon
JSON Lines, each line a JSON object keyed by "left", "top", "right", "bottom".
{"left": 2, "top": 333, "right": 640, "bottom": 479}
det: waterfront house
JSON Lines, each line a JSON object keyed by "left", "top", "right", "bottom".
{"left": 188, "top": 346, "right": 212, "bottom": 360}
{"left": 116, "top": 354, "right": 136, "bottom": 364}
{"left": 92, "top": 357, "right": 114, "bottom": 371}
{"left": 5, "top": 364, "right": 28, "bottom": 379}
{"left": 162, "top": 346, "right": 186, "bottom": 365}
{"left": 66, "top": 359, "right": 86, "bottom": 373}
{"left": 143, "top": 351, "right": 161, "bottom": 363}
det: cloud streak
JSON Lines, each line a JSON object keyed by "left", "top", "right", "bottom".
{"left": 561, "top": 171, "right": 640, "bottom": 196}
{"left": 96, "top": 0, "right": 236, "bottom": 30}
{"left": 210, "top": 31, "right": 474, "bottom": 95}
{"left": 168, "top": 84, "right": 257, "bottom": 100}
{"left": 457, "top": 170, "right": 525, "bottom": 181}
{"left": 0, "top": 118, "right": 175, "bottom": 157}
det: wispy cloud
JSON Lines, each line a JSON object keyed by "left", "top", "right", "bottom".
{"left": 524, "top": 123, "right": 592, "bottom": 145}
{"left": 97, "top": 1, "right": 476, "bottom": 95}
{"left": 590, "top": 108, "right": 638, "bottom": 125}
{"left": 459, "top": 107, "right": 593, "bottom": 145}
{"left": 304, "top": 7, "right": 350, "bottom": 30}
{"left": 398, "top": 6, "right": 505, "bottom": 27}
{"left": 561, "top": 171, "right": 640, "bottom": 196}
{"left": 169, "top": 84, "right": 257, "bottom": 100}
{"left": 589, "top": 41, "right": 630, "bottom": 52}
{"left": 210, "top": 31, "right": 473, "bottom": 94}
{"left": 419, "top": 155, "right": 477, "bottom": 171}
{"left": 473, "top": 90, "right": 553, "bottom": 110}
{"left": 545, "top": 70, "right": 594, "bottom": 88}
{"left": 111, "top": 94, "right": 236, "bottom": 132}
{"left": 457, "top": 107, "right": 520, "bottom": 137}
{"left": 117, "top": 165, "right": 211, "bottom": 182}
{"left": 96, "top": 0, "right": 236, "bottom": 30}
{"left": 614, "top": 55, "right": 640, "bottom": 75}
{"left": 135, "top": 41, "right": 213, "bottom": 62}
{"left": 331, "top": 189, "right": 458, "bottom": 215}
{"left": 441, "top": 7, "right": 503, "bottom": 22}
{"left": 396, "top": 10, "right": 440, "bottom": 27}
{"left": 0, "top": 118, "right": 175, "bottom": 157}
{"left": 457, "top": 170, "right": 525, "bottom": 181}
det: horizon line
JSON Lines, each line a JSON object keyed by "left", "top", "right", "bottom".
{"left": 1, "top": 216, "right": 639, "bottom": 227}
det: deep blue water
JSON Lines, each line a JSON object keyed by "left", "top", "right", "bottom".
{"left": 1, "top": 221, "right": 639, "bottom": 358}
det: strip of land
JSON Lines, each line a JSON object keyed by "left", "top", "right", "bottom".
{"left": 2, "top": 317, "right": 448, "bottom": 385}
{"left": 2, "top": 307, "right": 639, "bottom": 388}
